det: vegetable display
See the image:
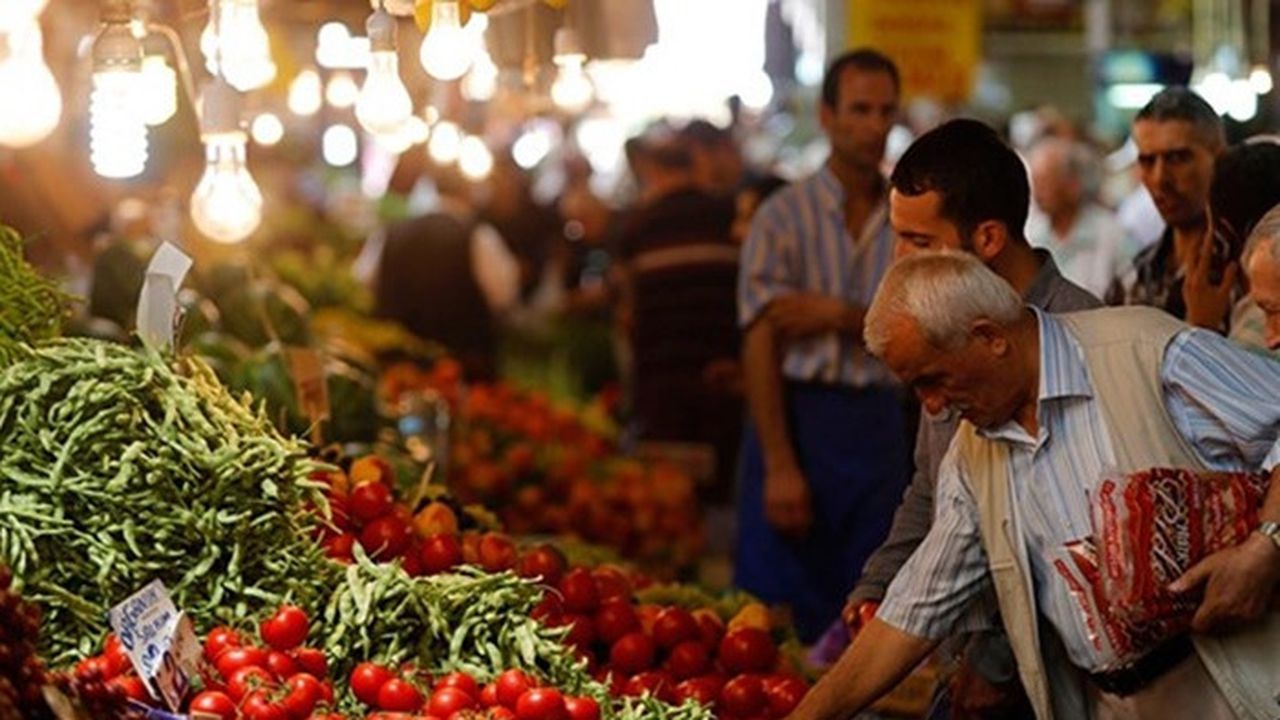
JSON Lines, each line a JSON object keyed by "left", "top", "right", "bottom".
{"left": 0, "top": 224, "right": 72, "bottom": 361}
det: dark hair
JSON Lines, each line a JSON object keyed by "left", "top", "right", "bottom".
{"left": 1135, "top": 86, "right": 1225, "bottom": 150}
{"left": 1209, "top": 141, "right": 1280, "bottom": 259}
{"left": 680, "top": 119, "right": 733, "bottom": 148}
{"left": 821, "top": 48, "right": 900, "bottom": 109}
{"left": 890, "top": 118, "right": 1029, "bottom": 241}
{"left": 741, "top": 174, "right": 787, "bottom": 204}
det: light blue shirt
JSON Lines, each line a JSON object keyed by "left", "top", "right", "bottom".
{"left": 737, "top": 166, "right": 897, "bottom": 387}
{"left": 877, "top": 309, "right": 1280, "bottom": 671}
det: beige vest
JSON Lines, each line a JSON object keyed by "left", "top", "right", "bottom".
{"left": 953, "top": 307, "right": 1280, "bottom": 720}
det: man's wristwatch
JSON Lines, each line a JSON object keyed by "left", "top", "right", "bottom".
{"left": 1256, "top": 521, "right": 1280, "bottom": 552}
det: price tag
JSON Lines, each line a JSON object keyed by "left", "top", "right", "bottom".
{"left": 286, "top": 347, "right": 331, "bottom": 425}
{"left": 107, "top": 581, "right": 199, "bottom": 711}
{"left": 136, "top": 242, "right": 193, "bottom": 350}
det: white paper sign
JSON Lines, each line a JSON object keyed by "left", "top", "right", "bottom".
{"left": 107, "top": 581, "right": 198, "bottom": 711}
{"left": 135, "top": 242, "right": 193, "bottom": 349}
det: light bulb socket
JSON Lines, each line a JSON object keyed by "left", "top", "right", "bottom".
{"left": 92, "top": 22, "right": 143, "bottom": 72}
{"left": 553, "top": 27, "right": 585, "bottom": 65}
{"left": 200, "top": 77, "right": 244, "bottom": 136}
{"left": 366, "top": 7, "right": 397, "bottom": 52}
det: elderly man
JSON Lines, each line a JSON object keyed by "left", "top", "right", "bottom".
{"left": 791, "top": 252, "right": 1280, "bottom": 720}
{"left": 1238, "top": 204, "right": 1280, "bottom": 350}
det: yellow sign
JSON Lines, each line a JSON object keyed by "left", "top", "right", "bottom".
{"left": 847, "top": 0, "right": 982, "bottom": 103}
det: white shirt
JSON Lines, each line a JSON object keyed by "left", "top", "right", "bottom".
{"left": 1027, "top": 203, "right": 1140, "bottom": 299}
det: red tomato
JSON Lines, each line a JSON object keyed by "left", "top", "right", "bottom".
{"left": 350, "top": 481, "right": 394, "bottom": 524}
{"left": 402, "top": 543, "right": 426, "bottom": 577}
{"left": 420, "top": 533, "right": 463, "bottom": 574}
{"left": 652, "top": 608, "right": 699, "bottom": 649}
{"left": 361, "top": 516, "right": 413, "bottom": 561}
{"left": 530, "top": 593, "right": 564, "bottom": 625}
{"left": 429, "top": 686, "right": 477, "bottom": 716}
{"left": 75, "top": 656, "right": 114, "bottom": 681}
{"left": 562, "top": 614, "right": 596, "bottom": 651}
{"left": 608, "top": 632, "right": 655, "bottom": 675}
{"left": 478, "top": 683, "right": 500, "bottom": 707}
{"left": 624, "top": 672, "right": 677, "bottom": 703}
{"left": 515, "top": 544, "right": 567, "bottom": 586}
{"left": 494, "top": 669, "right": 533, "bottom": 709}
{"left": 664, "top": 641, "right": 710, "bottom": 680}
{"left": 378, "top": 678, "right": 425, "bottom": 712}
{"left": 674, "top": 676, "right": 723, "bottom": 707}
{"left": 261, "top": 606, "right": 311, "bottom": 651}
{"left": 692, "top": 611, "right": 725, "bottom": 650}
{"left": 591, "top": 567, "right": 632, "bottom": 602}
{"left": 216, "top": 646, "right": 269, "bottom": 680}
{"left": 717, "top": 629, "right": 777, "bottom": 674}
{"left": 478, "top": 532, "right": 519, "bottom": 572}
{"left": 102, "top": 635, "right": 133, "bottom": 677}
{"left": 281, "top": 673, "right": 324, "bottom": 719}
{"left": 435, "top": 671, "right": 479, "bottom": 699}
{"left": 563, "top": 696, "right": 599, "bottom": 720}
{"left": 558, "top": 568, "right": 599, "bottom": 614}
{"left": 242, "top": 690, "right": 288, "bottom": 720}
{"left": 227, "top": 666, "right": 277, "bottom": 702}
{"left": 323, "top": 532, "right": 357, "bottom": 562}
{"left": 593, "top": 600, "right": 640, "bottom": 645}
{"left": 761, "top": 675, "right": 807, "bottom": 718}
{"left": 350, "top": 662, "right": 395, "bottom": 706}
{"left": 189, "top": 690, "right": 238, "bottom": 720}
{"left": 515, "top": 687, "right": 566, "bottom": 720}
{"left": 265, "top": 650, "right": 300, "bottom": 680}
{"left": 109, "top": 675, "right": 149, "bottom": 703}
{"left": 291, "top": 647, "right": 329, "bottom": 678}
{"left": 203, "top": 627, "right": 242, "bottom": 663}
{"left": 719, "top": 675, "right": 766, "bottom": 716}
{"left": 489, "top": 707, "right": 517, "bottom": 720}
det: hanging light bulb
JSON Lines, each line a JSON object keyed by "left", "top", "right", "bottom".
{"left": 138, "top": 41, "right": 177, "bottom": 126}
{"left": 461, "top": 49, "right": 498, "bottom": 102}
{"left": 325, "top": 70, "right": 359, "bottom": 109}
{"left": 287, "top": 68, "right": 322, "bottom": 116}
{"left": 0, "top": 0, "right": 47, "bottom": 33}
{"left": 427, "top": 120, "right": 462, "bottom": 164}
{"left": 202, "top": 0, "right": 276, "bottom": 92}
{"left": 418, "top": 0, "right": 473, "bottom": 81}
{"left": 0, "top": 21, "right": 61, "bottom": 147}
{"left": 355, "top": 7, "right": 412, "bottom": 136}
{"left": 373, "top": 115, "right": 429, "bottom": 154}
{"left": 90, "top": 14, "right": 147, "bottom": 178}
{"left": 459, "top": 135, "right": 493, "bottom": 180}
{"left": 551, "top": 27, "right": 593, "bottom": 113}
{"left": 250, "top": 112, "right": 284, "bottom": 146}
{"left": 191, "top": 78, "right": 262, "bottom": 243}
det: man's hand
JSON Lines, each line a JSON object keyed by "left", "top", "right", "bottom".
{"left": 841, "top": 600, "right": 879, "bottom": 638}
{"left": 765, "top": 293, "right": 859, "bottom": 340}
{"left": 764, "top": 466, "right": 812, "bottom": 538}
{"left": 1170, "top": 532, "right": 1280, "bottom": 632}
{"left": 1182, "top": 228, "right": 1239, "bottom": 332}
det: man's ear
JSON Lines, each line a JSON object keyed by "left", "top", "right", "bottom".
{"left": 818, "top": 101, "right": 834, "bottom": 136}
{"left": 970, "top": 221, "right": 1009, "bottom": 262}
{"left": 969, "top": 318, "right": 1010, "bottom": 355}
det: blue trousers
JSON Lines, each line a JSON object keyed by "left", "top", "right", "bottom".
{"left": 734, "top": 382, "right": 908, "bottom": 643}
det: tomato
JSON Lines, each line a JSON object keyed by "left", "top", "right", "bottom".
{"left": 360, "top": 515, "right": 413, "bottom": 561}
{"left": 103, "top": 635, "right": 133, "bottom": 677}
{"left": 216, "top": 646, "right": 269, "bottom": 680}
{"left": 305, "top": 715, "right": 346, "bottom": 720}
{"left": 351, "top": 662, "right": 395, "bottom": 706}
{"left": 563, "top": 696, "right": 598, "bottom": 720}
{"left": 562, "top": 614, "right": 596, "bottom": 651}
{"left": 227, "top": 666, "right": 277, "bottom": 702}
{"left": 593, "top": 600, "right": 639, "bottom": 645}
{"left": 350, "top": 481, "right": 394, "bottom": 523}
{"left": 280, "top": 673, "right": 324, "bottom": 719}
{"left": 435, "top": 671, "right": 479, "bottom": 700}
{"left": 624, "top": 672, "right": 676, "bottom": 703}
{"left": 265, "top": 650, "right": 300, "bottom": 679}
{"left": 494, "top": 669, "right": 533, "bottom": 709}
{"left": 478, "top": 532, "right": 518, "bottom": 572}
{"left": 652, "top": 608, "right": 699, "bottom": 649}
{"left": 74, "top": 655, "right": 113, "bottom": 681}
{"left": 717, "top": 629, "right": 777, "bottom": 674}
{"left": 516, "top": 687, "right": 566, "bottom": 720}
{"left": 608, "top": 632, "right": 655, "bottom": 675}
{"left": 674, "top": 676, "right": 723, "bottom": 707}
{"left": 402, "top": 542, "right": 426, "bottom": 577}
{"left": 719, "top": 675, "right": 765, "bottom": 716}
{"left": 429, "top": 686, "right": 477, "bottom": 716}
{"left": 515, "top": 544, "right": 567, "bottom": 586}
{"left": 663, "top": 641, "right": 710, "bottom": 680}
{"left": 489, "top": 707, "right": 517, "bottom": 720}
{"left": 692, "top": 610, "right": 724, "bottom": 650}
{"left": 530, "top": 593, "right": 564, "bottom": 625}
{"left": 323, "top": 532, "right": 357, "bottom": 562}
{"left": 478, "top": 683, "right": 500, "bottom": 707}
{"left": 291, "top": 647, "right": 329, "bottom": 678}
{"left": 242, "top": 690, "right": 288, "bottom": 720}
{"left": 420, "top": 533, "right": 463, "bottom": 574}
{"left": 109, "top": 675, "right": 149, "bottom": 703}
{"left": 189, "top": 690, "right": 238, "bottom": 720}
{"left": 204, "top": 627, "right": 242, "bottom": 662}
{"left": 378, "top": 678, "right": 425, "bottom": 711}
{"left": 558, "top": 568, "right": 600, "bottom": 615}
{"left": 591, "top": 567, "right": 632, "bottom": 602}
{"left": 261, "top": 606, "right": 311, "bottom": 651}
{"left": 761, "top": 676, "right": 807, "bottom": 718}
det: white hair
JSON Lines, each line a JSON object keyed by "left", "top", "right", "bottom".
{"left": 1243, "top": 202, "right": 1280, "bottom": 269}
{"left": 865, "top": 251, "right": 1025, "bottom": 356}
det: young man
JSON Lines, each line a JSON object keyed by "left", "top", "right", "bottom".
{"left": 736, "top": 48, "right": 906, "bottom": 642}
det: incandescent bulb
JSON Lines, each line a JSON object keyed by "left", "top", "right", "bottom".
{"left": 427, "top": 120, "right": 462, "bottom": 164}
{"left": 203, "top": 0, "right": 276, "bottom": 92}
{"left": 0, "top": 0, "right": 48, "bottom": 33}
{"left": 355, "top": 8, "right": 411, "bottom": 136}
{"left": 461, "top": 51, "right": 498, "bottom": 102}
{"left": 551, "top": 57, "right": 593, "bottom": 113}
{"left": 139, "top": 53, "right": 177, "bottom": 126}
{"left": 326, "top": 71, "right": 359, "bottom": 108}
{"left": 250, "top": 112, "right": 283, "bottom": 146}
{"left": 287, "top": 68, "right": 322, "bottom": 116}
{"left": 418, "top": 1, "right": 473, "bottom": 81}
{"left": 0, "top": 22, "right": 61, "bottom": 147}
{"left": 191, "top": 132, "right": 262, "bottom": 243}
{"left": 459, "top": 135, "right": 493, "bottom": 180}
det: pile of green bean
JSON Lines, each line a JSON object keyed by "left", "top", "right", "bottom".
{"left": 0, "top": 337, "right": 339, "bottom": 664}
{"left": 0, "top": 225, "right": 72, "bottom": 350}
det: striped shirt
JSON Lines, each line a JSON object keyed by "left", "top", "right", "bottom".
{"left": 737, "top": 165, "right": 897, "bottom": 387}
{"left": 877, "top": 308, "right": 1280, "bottom": 672}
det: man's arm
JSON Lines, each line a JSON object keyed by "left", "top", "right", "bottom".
{"left": 765, "top": 293, "right": 866, "bottom": 341}
{"left": 743, "top": 318, "right": 810, "bottom": 536}
{"left": 785, "top": 619, "right": 937, "bottom": 720}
